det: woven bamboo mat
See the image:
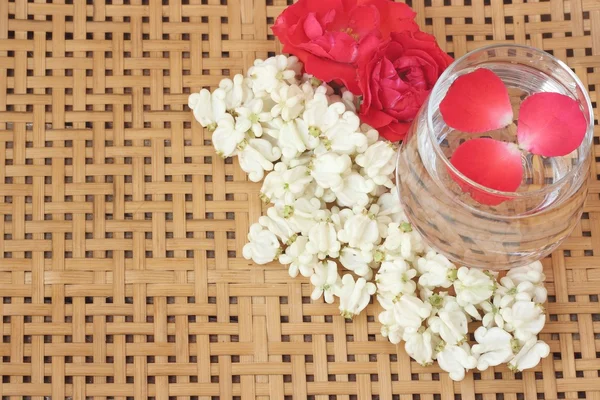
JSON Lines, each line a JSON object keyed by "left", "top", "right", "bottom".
{"left": 0, "top": 0, "right": 598, "bottom": 399}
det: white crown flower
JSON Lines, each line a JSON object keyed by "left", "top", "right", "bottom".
{"left": 428, "top": 299, "right": 469, "bottom": 346}
{"left": 262, "top": 116, "right": 284, "bottom": 140}
{"left": 284, "top": 196, "right": 321, "bottom": 235}
{"left": 271, "top": 84, "right": 305, "bottom": 121}
{"left": 279, "top": 236, "right": 318, "bottom": 278}
{"left": 340, "top": 247, "right": 374, "bottom": 278}
{"left": 417, "top": 251, "right": 457, "bottom": 289}
{"left": 331, "top": 206, "right": 355, "bottom": 229}
{"left": 507, "top": 261, "right": 545, "bottom": 284}
{"left": 242, "top": 223, "right": 281, "bottom": 265}
{"left": 387, "top": 294, "right": 433, "bottom": 337}
{"left": 381, "top": 223, "right": 404, "bottom": 252}
{"left": 287, "top": 166, "right": 315, "bottom": 196}
{"left": 260, "top": 164, "right": 313, "bottom": 203}
{"left": 454, "top": 267, "right": 495, "bottom": 307}
{"left": 365, "top": 204, "right": 393, "bottom": 239}
{"left": 382, "top": 223, "right": 425, "bottom": 261}
{"left": 481, "top": 294, "right": 506, "bottom": 329}
{"left": 376, "top": 191, "right": 408, "bottom": 224}
{"left": 259, "top": 207, "right": 296, "bottom": 244}
{"left": 376, "top": 259, "right": 417, "bottom": 297}
{"left": 355, "top": 141, "right": 397, "bottom": 188}
{"left": 293, "top": 182, "right": 324, "bottom": 203}
{"left": 336, "top": 274, "right": 376, "bottom": 319}
{"left": 508, "top": 337, "right": 550, "bottom": 372}
{"left": 306, "top": 212, "right": 341, "bottom": 259}
{"left": 404, "top": 328, "right": 439, "bottom": 367}
{"left": 334, "top": 171, "right": 377, "bottom": 208}
{"left": 420, "top": 289, "right": 448, "bottom": 315}
{"left": 472, "top": 327, "right": 514, "bottom": 370}
{"left": 303, "top": 94, "right": 344, "bottom": 132}
{"left": 318, "top": 110, "right": 367, "bottom": 155}
{"left": 310, "top": 260, "right": 341, "bottom": 304}
{"left": 328, "top": 127, "right": 368, "bottom": 156}
{"left": 280, "top": 165, "right": 314, "bottom": 198}
{"left": 310, "top": 152, "right": 352, "bottom": 191}
{"left": 436, "top": 342, "right": 478, "bottom": 381}
{"left": 337, "top": 207, "right": 381, "bottom": 254}
{"left": 496, "top": 277, "right": 540, "bottom": 308}
{"left": 219, "top": 74, "right": 253, "bottom": 110}
{"left": 506, "top": 261, "right": 548, "bottom": 303}
{"left": 212, "top": 114, "right": 250, "bottom": 158}
{"left": 500, "top": 300, "right": 546, "bottom": 341}
{"left": 238, "top": 138, "right": 281, "bottom": 182}
{"left": 314, "top": 129, "right": 368, "bottom": 156}
{"left": 188, "top": 88, "right": 227, "bottom": 130}
{"left": 278, "top": 119, "right": 319, "bottom": 159}
{"left": 379, "top": 309, "right": 404, "bottom": 345}
{"left": 298, "top": 79, "right": 320, "bottom": 104}
{"left": 248, "top": 55, "right": 301, "bottom": 97}
{"left": 281, "top": 149, "right": 313, "bottom": 168}
{"left": 260, "top": 164, "right": 285, "bottom": 203}
{"left": 235, "top": 98, "right": 272, "bottom": 137}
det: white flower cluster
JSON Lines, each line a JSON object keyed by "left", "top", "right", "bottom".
{"left": 380, "top": 259, "right": 549, "bottom": 380}
{"left": 189, "top": 55, "right": 550, "bottom": 381}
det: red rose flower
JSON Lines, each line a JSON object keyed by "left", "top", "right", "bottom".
{"left": 358, "top": 31, "right": 453, "bottom": 141}
{"left": 272, "top": 0, "right": 418, "bottom": 94}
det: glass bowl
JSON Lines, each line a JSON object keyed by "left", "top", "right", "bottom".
{"left": 396, "top": 44, "right": 593, "bottom": 270}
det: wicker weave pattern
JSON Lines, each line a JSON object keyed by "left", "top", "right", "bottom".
{"left": 0, "top": 0, "right": 598, "bottom": 398}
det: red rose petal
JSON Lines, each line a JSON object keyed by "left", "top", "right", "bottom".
{"left": 440, "top": 68, "right": 514, "bottom": 133}
{"left": 450, "top": 138, "right": 523, "bottom": 206}
{"left": 357, "top": 0, "right": 418, "bottom": 39}
{"left": 303, "top": 13, "right": 324, "bottom": 39}
{"left": 347, "top": 5, "right": 380, "bottom": 38}
{"left": 304, "top": 53, "right": 361, "bottom": 94}
{"left": 517, "top": 92, "right": 587, "bottom": 157}
{"left": 378, "top": 121, "right": 411, "bottom": 141}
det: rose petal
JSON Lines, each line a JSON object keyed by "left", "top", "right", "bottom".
{"left": 517, "top": 92, "right": 587, "bottom": 157}
{"left": 378, "top": 121, "right": 411, "bottom": 141}
{"left": 304, "top": 0, "right": 344, "bottom": 18}
{"left": 354, "top": 34, "right": 386, "bottom": 75}
{"left": 304, "top": 53, "right": 361, "bottom": 94}
{"left": 390, "top": 31, "right": 454, "bottom": 76}
{"left": 321, "top": 32, "right": 359, "bottom": 63}
{"left": 359, "top": 104, "right": 396, "bottom": 128}
{"left": 450, "top": 138, "right": 523, "bottom": 206}
{"left": 303, "top": 13, "right": 324, "bottom": 39}
{"left": 368, "top": 0, "right": 418, "bottom": 38}
{"left": 440, "top": 68, "right": 514, "bottom": 133}
{"left": 347, "top": 4, "right": 380, "bottom": 38}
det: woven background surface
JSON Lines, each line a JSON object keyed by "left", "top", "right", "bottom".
{"left": 0, "top": 0, "right": 599, "bottom": 399}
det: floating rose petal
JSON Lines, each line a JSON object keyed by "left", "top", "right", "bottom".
{"left": 440, "top": 69, "right": 513, "bottom": 133}
{"left": 517, "top": 92, "right": 587, "bottom": 157}
{"left": 450, "top": 138, "right": 523, "bottom": 206}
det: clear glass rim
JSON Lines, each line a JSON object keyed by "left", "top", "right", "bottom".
{"left": 426, "top": 43, "right": 594, "bottom": 200}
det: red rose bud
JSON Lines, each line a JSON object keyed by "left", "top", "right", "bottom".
{"left": 357, "top": 31, "right": 453, "bottom": 141}
{"left": 272, "top": 0, "right": 418, "bottom": 94}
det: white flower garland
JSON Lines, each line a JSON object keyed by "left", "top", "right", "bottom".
{"left": 189, "top": 55, "right": 550, "bottom": 380}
